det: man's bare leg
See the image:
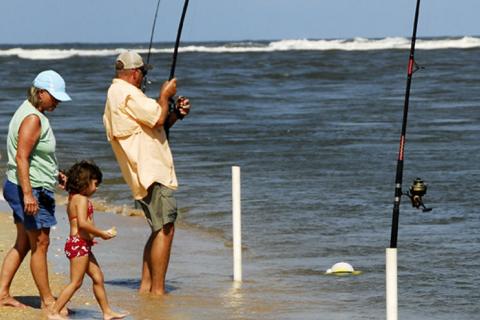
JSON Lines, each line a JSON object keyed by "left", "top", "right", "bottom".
{"left": 139, "top": 235, "right": 154, "bottom": 293}
{"left": 150, "top": 223, "right": 175, "bottom": 295}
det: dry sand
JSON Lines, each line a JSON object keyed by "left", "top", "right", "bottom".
{"left": 0, "top": 211, "right": 95, "bottom": 319}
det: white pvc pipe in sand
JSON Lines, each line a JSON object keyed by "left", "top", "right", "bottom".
{"left": 232, "top": 166, "right": 242, "bottom": 282}
{"left": 386, "top": 248, "right": 398, "bottom": 320}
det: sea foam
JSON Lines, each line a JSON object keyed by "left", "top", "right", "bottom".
{"left": 0, "top": 36, "right": 479, "bottom": 60}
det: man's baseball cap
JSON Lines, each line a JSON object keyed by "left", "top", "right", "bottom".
{"left": 33, "top": 70, "right": 72, "bottom": 102}
{"left": 115, "top": 51, "right": 152, "bottom": 70}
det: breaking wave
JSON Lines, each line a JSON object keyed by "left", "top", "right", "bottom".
{"left": 0, "top": 36, "right": 479, "bottom": 60}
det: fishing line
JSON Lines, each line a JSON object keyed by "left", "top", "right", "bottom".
{"left": 142, "top": 0, "right": 192, "bottom": 140}
{"left": 142, "top": 0, "right": 162, "bottom": 92}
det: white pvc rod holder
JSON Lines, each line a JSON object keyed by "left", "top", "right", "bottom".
{"left": 386, "top": 248, "right": 398, "bottom": 320}
{"left": 232, "top": 166, "right": 242, "bottom": 282}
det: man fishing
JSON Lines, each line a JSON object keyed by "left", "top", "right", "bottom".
{"left": 103, "top": 51, "right": 190, "bottom": 295}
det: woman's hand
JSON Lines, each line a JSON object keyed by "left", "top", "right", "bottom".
{"left": 23, "top": 192, "right": 39, "bottom": 215}
{"left": 58, "top": 170, "right": 67, "bottom": 190}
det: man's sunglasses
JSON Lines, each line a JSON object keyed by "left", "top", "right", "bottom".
{"left": 138, "top": 67, "right": 148, "bottom": 77}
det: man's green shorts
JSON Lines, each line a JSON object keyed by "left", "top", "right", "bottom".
{"left": 136, "top": 183, "right": 178, "bottom": 232}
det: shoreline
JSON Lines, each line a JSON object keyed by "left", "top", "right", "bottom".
{"left": 0, "top": 196, "right": 258, "bottom": 320}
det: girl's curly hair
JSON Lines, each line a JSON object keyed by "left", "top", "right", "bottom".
{"left": 65, "top": 160, "right": 103, "bottom": 194}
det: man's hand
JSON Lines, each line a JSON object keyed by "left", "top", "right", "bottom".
{"left": 160, "top": 79, "right": 177, "bottom": 100}
{"left": 176, "top": 96, "right": 191, "bottom": 118}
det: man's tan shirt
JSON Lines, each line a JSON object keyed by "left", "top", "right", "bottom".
{"left": 104, "top": 79, "right": 178, "bottom": 200}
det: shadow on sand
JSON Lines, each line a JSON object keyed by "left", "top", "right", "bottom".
{"left": 104, "top": 278, "right": 178, "bottom": 293}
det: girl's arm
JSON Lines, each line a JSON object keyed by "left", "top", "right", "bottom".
{"left": 74, "top": 196, "right": 114, "bottom": 240}
{"left": 16, "top": 115, "right": 41, "bottom": 215}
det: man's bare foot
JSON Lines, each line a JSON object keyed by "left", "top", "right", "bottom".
{"left": 150, "top": 288, "right": 167, "bottom": 296}
{"left": 104, "top": 310, "right": 129, "bottom": 320}
{"left": 0, "top": 295, "right": 27, "bottom": 308}
{"left": 138, "top": 287, "right": 150, "bottom": 294}
{"left": 138, "top": 282, "right": 151, "bottom": 294}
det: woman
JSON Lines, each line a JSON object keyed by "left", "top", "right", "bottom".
{"left": 0, "top": 70, "right": 71, "bottom": 310}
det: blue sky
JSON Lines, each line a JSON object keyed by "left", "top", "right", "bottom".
{"left": 0, "top": 0, "right": 478, "bottom": 44}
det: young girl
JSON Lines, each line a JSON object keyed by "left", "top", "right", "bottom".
{"left": 48, "top": 161, "right": 128, "bottom": 320}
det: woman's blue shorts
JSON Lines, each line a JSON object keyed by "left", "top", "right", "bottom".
{"left": 2, "top": 179, "right": 57, "bottom": 230}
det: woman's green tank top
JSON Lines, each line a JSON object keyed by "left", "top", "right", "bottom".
{"left": 6, "top": 100, "right": 58, "bottom": 191}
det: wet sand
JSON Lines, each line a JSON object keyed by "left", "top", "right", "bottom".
{"left": 1, "top": 196, "right": 271, "bottom": 320}
{"left": 0, "top": 198, "right": 125, "bottom": 319}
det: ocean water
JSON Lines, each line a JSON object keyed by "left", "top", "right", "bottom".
{"left": 0, "top": 37, "right": 480, "bottom": 319}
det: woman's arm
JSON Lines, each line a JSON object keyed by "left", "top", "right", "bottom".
{"left": 16, "top": 115, "right": 41, "bottom": 215}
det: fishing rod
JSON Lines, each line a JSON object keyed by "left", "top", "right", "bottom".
{"left": 141, "top": 0, "right": 190, "bottom": 138}
{"left": 387, "top": 2, "right": 430, "bottom": 319}
{"left": 389, "top": 0, "right": 430, "bottom": 249}
{"left": 164, "top": 0, "right": 190, "bottom": 139}
{"left": 142, "top": 0, "right": 162, "bottom": 92}
{"left": 169, "top": 0, "right": 190, "bottom": 80}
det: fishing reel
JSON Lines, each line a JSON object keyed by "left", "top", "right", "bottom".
{"left": 403, "top": 178, "right": 432, "bottom": 212}
{"left": 169, "top": 96, "right": 189, "bottom": 119}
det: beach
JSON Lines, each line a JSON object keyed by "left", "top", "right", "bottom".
{"left": 1, "top": 39, "right": 480, "bottom": 319}
{"left": 0, "top": 199, "right": 93, "bottom": 320}
{"left": 0, "top": 212, "right": 58, "bottom": 319}
{"left": 0, "top": 196, "right": 267, "bottom": 320}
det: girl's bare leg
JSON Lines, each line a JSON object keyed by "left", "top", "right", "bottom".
{"left": 49, "top": 255, "right": 89, "bottom": 317}
{"left": 87, "top": 254, "right": 128, "bottom": 320}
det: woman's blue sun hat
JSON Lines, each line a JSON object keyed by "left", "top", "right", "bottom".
{"left": 33, "top": 70, "right": 72, "bottom": 102}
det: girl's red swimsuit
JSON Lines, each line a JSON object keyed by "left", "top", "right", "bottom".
{"left": 64, "top": 235, "right": 95, "bottom": 259}
{"left": 64, "top": 197, "right": 96, "bottom": 259}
